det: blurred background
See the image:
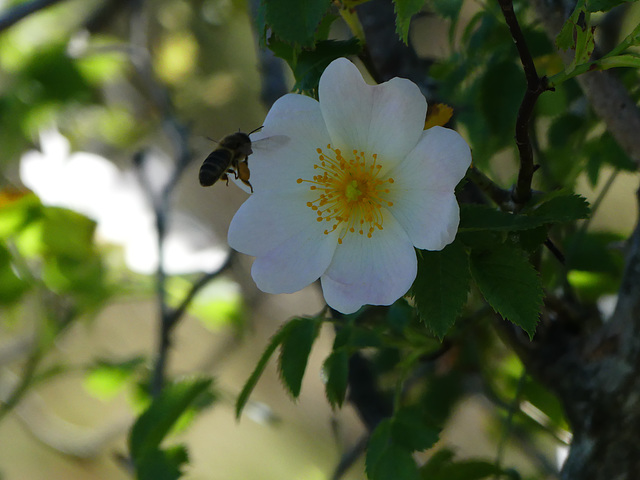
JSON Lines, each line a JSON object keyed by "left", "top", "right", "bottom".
{"left": 0, "top": 0, "right": 638, "bottom": 479}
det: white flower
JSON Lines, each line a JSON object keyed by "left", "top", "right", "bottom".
{"left": 228, "top": 58, "right": 471, "bottom": 313}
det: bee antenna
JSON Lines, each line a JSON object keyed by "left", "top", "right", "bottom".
{"left": 248, "top": 126, "right": 264, "bottom": 135}
{"left": 206, "top": 136, "right": 219, "bottom": 144}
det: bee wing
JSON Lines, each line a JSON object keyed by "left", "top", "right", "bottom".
{"left": 251, "top": 135, "right": 290, "bottom": 152}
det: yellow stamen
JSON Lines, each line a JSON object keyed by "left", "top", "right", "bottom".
{"left": 297, "top": 144, "right": 395, "bottom": 245}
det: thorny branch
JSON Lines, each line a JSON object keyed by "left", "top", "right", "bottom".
{"left": 497, "top": 0, "right": 550, "bottom": 205}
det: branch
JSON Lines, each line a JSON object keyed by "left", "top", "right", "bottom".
{"left": 0, "top": 0, "right": 65, "bottom": 32}
{"left": 532, "top": 0, "right": 640, "bottom": 166}
{"left": 354, "top": 0, "right": 435, "bottom": 101}
{"left": 497, "top": 0, "right": 550, "bottom": 205}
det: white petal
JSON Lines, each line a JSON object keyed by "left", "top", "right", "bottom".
{"left": 251, "top": 227, "right": 336, "bottom": 294}
{"left": 385, "top": 126, "right": 470, "bottom": 250}
{"left": 320, "top": 212, "right": 417, "bottom": 313}
{"left": 318, "top": 58, "right": 427, "bottom": 171}
{"left": 395, "top": 126, "right": 471, "bottom": 190}
{"left": 247, "top": 93, "right": 331, "bottom": 193}
{"left": 389, "top": 192, "right": 460, "bottom": 251}
{"left": 228, "top": 190, "right": 328, "bottom": 257}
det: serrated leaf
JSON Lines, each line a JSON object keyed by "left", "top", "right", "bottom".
{"left": 391, "top": 406, "right": 440, "bottom": 451}
{"left": 136, "top": 446, "right": 189, "bottom": 480}
{"left": 393, "top": 0, "right": 426, "bottom": 43}
{"left": 470, "top": 246, "right": 543, "bottom": 338}
{"left": 531, "top": 193, "right": 590, "bottom": 222}
{"left": 129, "top": 378, "right": 212, "bottom": 462}
{"left": 236, "top": 320, "right": 299, "bottom": 418}
{"left": 371, "top": 444, "right": 420, "bottom": 480}
{"left": 366, "top": 419, "right": 393, "bottom": 478}
{"left": 459, "top": 205, "right": 545, "bottom": 232}
{"left": 412, "top": 240, "right": 470, "bottom": 339}
{"left": 323, "top": 348, "right": 349, "bottom": 408}
{"left": 265, "top": 0, "right": 331, "bottom": 47}
{"left": 278, "top": 317, "right": 321, "bottom": 398}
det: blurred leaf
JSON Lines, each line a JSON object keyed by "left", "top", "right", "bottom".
{"left": 586, "top": 0, "right": 633, "bottom": 11}
{"left": 391, "top": 406, "right": 440, "bottom": 451}
{"left": 371, "top": 444, "right": 420, "bottom": 480}
{"left": 265, "top": 0, "right": 331, "bottom": 47}
{"left": 0, "top": 243, "right": 28, "bottom": 304}
{"left": 412, "top": 240, "right": 470, "bottom": 339}
{"left": 84, "top": 357, "right": 145, "bottom": 401}
{"left": 420, "top": 449, "right": 514, "bottom": 479}
{"left": 431, "top": 0, "right": 463, "bottom": 20}
{"left": 0, "top": 190, "right": 42, "bottom": 239}
{"left": 565, "top": 232, "right": 624, "bottom": 274}
{"left": 470, "top": 245, "right": 543, "bottom": 338}
{"left": 236, "top": 320, "right": 302, "bottom": 418}
{"left": 270, "top": 38, "right": 361, "bottom": 94}
{"left": 278, "top": 317, "right": 321, "bottom": 398}
{"left": 41, "top": 207, "right": 96, "bottom": 259}
{"left": 135, "top": 445, "right": 189, "bottom": 480}
{"left": 129, "top": 377, "right": 212, "bottom": 461}
{"left": 393, "top": 0, "right": 426, "bottom": 43}
{"left": 480, "top": 60, "right": 525, "bottom": 142}
{"left": 366, "top": 419, "right": 392, "bottom": 478}
{"left": 323, "top": 348, "right": 349, "bottom": 408}
{"left": 20, "top": 44, "right": 92, "bottom": 103}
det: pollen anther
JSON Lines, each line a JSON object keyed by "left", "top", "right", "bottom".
{"left": 297, "top": 144, "right": 394, "bottom": 245}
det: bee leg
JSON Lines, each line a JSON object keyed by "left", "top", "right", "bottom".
{"left": 237, "top": 160, "right": 253, "bottom": 193}
{"left": 221, "top": 173, "right": 229, "bottom": 186}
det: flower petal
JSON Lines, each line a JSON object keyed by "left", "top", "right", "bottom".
{"left": 396, "top": 126, "right": 472, "bottom": 190}
{"left": 389, "top": 192, "right": 460, "bottom": 251}
{"left": 228, "top": 190, "right": 324, "bottom": 257}
{"left": 247, "top": 93, "right": 331, "bottom": 193}
{"left": 251, "top": 227, "right": 337, "bottom": 294}
{"left": 320, "top": 212, "right": 417, "bottom": 313}
{"left": 318, "top": 58, "right": 427, "bottom": 171}
{"left": 386, "top": 126, "right": 471, "bottom": 250}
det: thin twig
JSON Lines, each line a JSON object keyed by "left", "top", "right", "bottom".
{"left": 165, "top": 252, "right": 235, "bottom": 329}
{"left": 0, "top": 0, "right": 65, "bottom": 32}
{"left": 497, "top": 0, "right": 550, "bottom": 205}
{"left": 466, "top": 165, "right": 512, "bottom": 207}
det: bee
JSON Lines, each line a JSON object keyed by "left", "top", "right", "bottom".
{"left": 199, "top": 127, "right": 264, "bottom": 193}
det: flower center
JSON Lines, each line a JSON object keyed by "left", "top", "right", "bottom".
{"left": 297, "top": 144, "right": 395, "bottom": 245}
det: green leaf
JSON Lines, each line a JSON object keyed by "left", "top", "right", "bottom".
{"left": 264, "top": 0, "right": 331, "bottom": 47}
{"left": 366, "top": 419, "right": 392, "bottom": 478}
{"left": 393, "top": 0, "right": 426, "bottom": 43}
{"left": 531, "top": 193, "right": 590, "bottom": 222}
{"left": 270, "top": 38, "right": 361, "bottom": 94}
{"left": 135, "top": 445, "right": 189, "bottom": 480}
{"left": 480, "top": 61, "right": 525, "bottom": 141}
{"left": 0, "top": 191, "right": 42, "bottom": 239}
{"left": 431, "top": 0, "right": 464, "bottom": 20}
{"left": 586, "top": 0, "right": 633, "bottom": 12}
{"left": 323, "top": 348, "right": 349, "bottom": 408}
{"left": 412, "top": 240, "right": 470, "bottom": 339}
{"left": 129, "top": 377, "right": 212, "bottom": 461}
{"left": 84, "top": 356, "right": 145, "bottom": 401}
{"left": 236, "top": 320, "right": 299, "bottom": 418}
{"left": 278, "top": 317, "right": 321, "bottom": 398}
{"left": 0, "top": 243, "right": 28, "bottom": 304}
{"left": 41, "top": 207, "right": 97, "bottom": 259}
{"left": 391, "top": 406, "right": 440, "bottom": 452}
{"left": 470, "top": 246, "right": 543, "bottom": 338}
{"left": 371, "top": 444, "right": 420, "bottom": 480}
{"left": 420, "top": 449, "right": 513, "bottom": 480}
{"left": 459, "top": 205, "right": 546, "bottom": 232}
